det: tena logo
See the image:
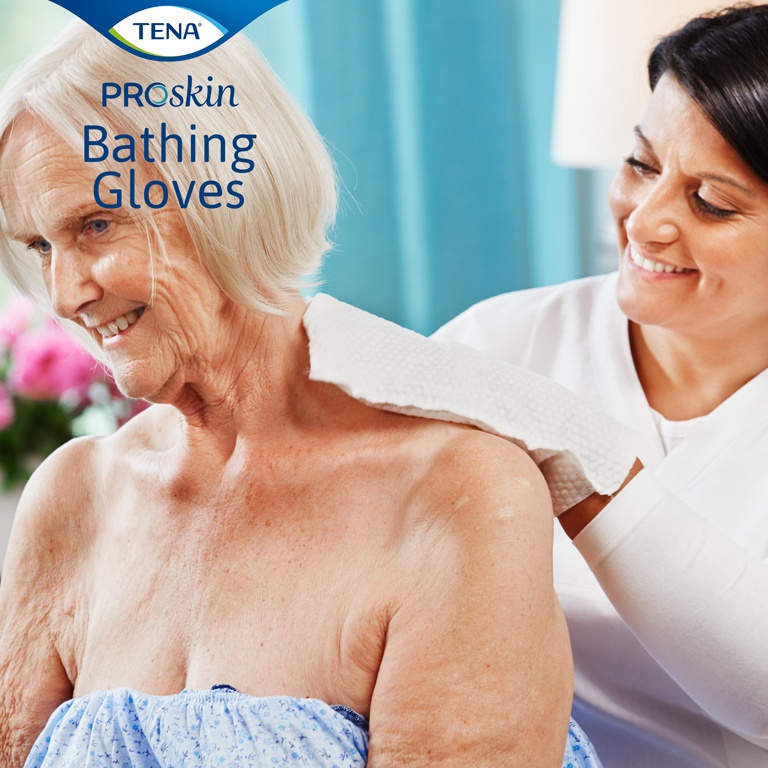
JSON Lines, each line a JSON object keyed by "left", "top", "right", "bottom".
{"left": 50, "top": 1, "right": 287, "bottom": 61}
{"left": 110, "top": 6, "right": 225, "bottom": 58}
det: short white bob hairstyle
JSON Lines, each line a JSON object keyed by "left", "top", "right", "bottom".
{"left": 0, "top": 21, "right": 337, "bottom": 358}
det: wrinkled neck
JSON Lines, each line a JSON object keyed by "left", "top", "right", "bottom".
{"left": 159, "top": 292, "right": 312, "bottom": 441}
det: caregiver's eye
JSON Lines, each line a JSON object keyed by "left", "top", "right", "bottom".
{"left": 624, "top": 155, "right": 657, "bottom": 175}
{"left": 27, "top": 238, "right": 51, "bottom": 256}
{"left": 692, "top": 193, "right": 736, "bottom": 220}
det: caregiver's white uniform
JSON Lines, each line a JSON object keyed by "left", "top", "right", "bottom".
{"left": 434, "top": 272, "right": 768, "bottom": 768}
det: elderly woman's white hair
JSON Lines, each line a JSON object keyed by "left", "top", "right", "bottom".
{"left": 0, "top": 20, "right": 337, "bottom": 360}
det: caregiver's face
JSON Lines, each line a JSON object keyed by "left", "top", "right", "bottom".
{"left": 610, "top": 74, "right": 768, "bottom": 337}
{"left": 0, "top": 113, "right": 224, "bottom": 400}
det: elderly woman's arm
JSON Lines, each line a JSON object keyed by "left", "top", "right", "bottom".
{"left": 0, "top": 447, "right": 80, "bottom": 766}
{"left": 368, "top": 432, "right": 572, "bottom": 767}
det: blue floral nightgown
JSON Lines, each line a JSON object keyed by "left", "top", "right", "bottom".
{"left": 25, "top": 685, "right": 602, "bottom": 767}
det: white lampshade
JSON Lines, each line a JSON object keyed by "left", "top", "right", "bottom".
{"left": 551, "top": 0, "right": 730, "bottom": 168}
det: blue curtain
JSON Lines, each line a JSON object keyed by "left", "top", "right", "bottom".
{"left": 248, "top": 0, "right": 584, "bottom": 334}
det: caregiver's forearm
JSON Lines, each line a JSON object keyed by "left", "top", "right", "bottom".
{"left": 572, "top": 469, "right": 768, "bottom": 741}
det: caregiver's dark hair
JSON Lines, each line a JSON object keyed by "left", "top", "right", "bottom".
{"left": 648, "top": 4, "right": 768, "bottom": 184}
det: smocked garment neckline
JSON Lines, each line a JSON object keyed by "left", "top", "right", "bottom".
{"left": 25, "top": 686, "right": 370, "bottom": 768}
{"left": 25, "top": 685, "right": 603, "bottom": 767}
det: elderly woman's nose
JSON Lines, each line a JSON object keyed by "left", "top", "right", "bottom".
{"left": 625, "top": 181, "right": 680, "bottom": 246}
{"left": 48, "top": 247, "right": 103, "bottom": 318}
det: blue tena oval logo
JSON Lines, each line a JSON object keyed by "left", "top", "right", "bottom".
{"left": 52, "top": 1, "right": 288, "bottom": 61}
{"left": 110, "top": 6, "right": 226, "bottom": 59}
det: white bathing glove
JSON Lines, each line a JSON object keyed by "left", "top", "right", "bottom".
{"left": 304, "top": 294, "right": 639, "bottom": 514}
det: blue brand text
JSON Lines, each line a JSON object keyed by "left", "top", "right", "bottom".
{"left": 133, "top": 22, "right": 201, "bottom": 40}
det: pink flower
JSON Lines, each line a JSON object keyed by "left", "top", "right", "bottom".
{"left": 0, "top": 382, "right": 14, "bottom": 430}
{"left": 0, "top": 294, "right": 36, "bottom": 352}
{"left": 8, "top": 319, "right": 102, "bottom": 406}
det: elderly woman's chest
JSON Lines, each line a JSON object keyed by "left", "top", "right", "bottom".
{"left": 68, "top": 490, "right": 395, "bottom": 706}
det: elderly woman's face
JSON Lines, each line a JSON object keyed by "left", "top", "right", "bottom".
{"left": 0, "top": 114, "right": 225, "bottom": 400}
{"left": 610, "top": 74, "right": 768, "bottom": 337}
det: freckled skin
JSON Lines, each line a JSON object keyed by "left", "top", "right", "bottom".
{"left": 0, "top": 115, "right": 572, "bottom": 767}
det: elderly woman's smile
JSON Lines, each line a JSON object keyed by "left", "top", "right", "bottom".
{"left": 92, "top": 306, "right": 144, "bottom": 339}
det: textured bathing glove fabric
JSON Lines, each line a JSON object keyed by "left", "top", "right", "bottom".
{"left": 304, "top": 294, "right": 638, "bottom": 513}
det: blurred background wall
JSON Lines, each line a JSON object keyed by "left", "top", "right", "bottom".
{"left": 248, "top": 0, "right": 594, "bottom": 334}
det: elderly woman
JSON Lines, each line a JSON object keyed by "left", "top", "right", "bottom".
{"left": 0, "top": 20, "right": 625, "bottom": 768}
{"left": 437, "top": 5, "right": 768, "bottom": 768}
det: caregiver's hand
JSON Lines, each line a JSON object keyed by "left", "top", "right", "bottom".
{"left": 558, "top": 458, "right": 644, "bottom": 536}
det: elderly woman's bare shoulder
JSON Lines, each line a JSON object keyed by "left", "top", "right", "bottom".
{"left": 11, "top": 405, "right": 172, "bottom": 540}
{"left": 2, "top": 437, "right": 104, "bottom": 600}
{"left": 15, "top": 437, "right": 99, "bottom": 526}
{"left": 397, "top": 420, "right": 552, "bottom": 537}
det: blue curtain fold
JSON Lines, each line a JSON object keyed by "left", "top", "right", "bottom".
{"left": 247, "top": 0, "right": 584, "bottom": 333}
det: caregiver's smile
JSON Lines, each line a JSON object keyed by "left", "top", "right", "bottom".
{"left": 627, "top": 246, "right": 695, "bottom": 275}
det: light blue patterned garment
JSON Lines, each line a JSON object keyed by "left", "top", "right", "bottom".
{"left": 25, "top": 686, "right": 602, "bottom": 767}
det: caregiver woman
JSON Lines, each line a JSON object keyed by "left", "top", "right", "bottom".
{"left": 436, "top": 6, "right": 768, "bottom": 768}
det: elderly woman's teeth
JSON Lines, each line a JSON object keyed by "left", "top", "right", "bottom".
{"left": 97, "top": 309, "right": 144, "bottom": 338}
{"left": 630, "top": 247, "right": 693, "bottom": 274}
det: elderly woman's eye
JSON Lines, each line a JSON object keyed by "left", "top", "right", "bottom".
{"left": 27, "top": 238, "right": 51, "bottom": 256}
{"left": 88, "top": 219, "right": 109, "bottom": 234}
